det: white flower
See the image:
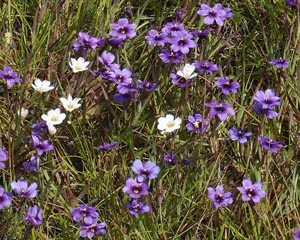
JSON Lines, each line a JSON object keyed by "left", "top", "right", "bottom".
{"left": 69, "top": 57, "right": 89, "bottom": 73}
{"left": 32, "top": 79, "right": 54, "bottom": 93}
{"left": 41, "top": 108, "right": 66, "bottom": 126}
{"left": 18, "top": 108, "right": 28, "bottom": 119}
{"left": 176, "top": 64, "right": 197, "bottom": 80}
{"left": 157, "top": 114, "right": 182, "bottom": 134}
{"left": 47, "top": 124, "right": 57, "bottom": 135}
{"left": 60, "top": 94, "right": 81, "bottom": 112}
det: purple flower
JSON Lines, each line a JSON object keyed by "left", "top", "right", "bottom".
{"left": 110, "top": 18, "right": 137, "bottom": 40}
{"left": 170, "top": 31, "right": 196, "bottom": 54}
{"left": 182, "top": 156, "right": 190, "bottom": 165}
{"left": 79, "top": 221, "right": 106, "bottom": 238}
{"left": 228, "top": 128, "right": 252, "bottom": 144}
{"left": 205, "top": 102, "right": 235, "bottom": 121}
{"left": 107, "top": 37, "right": 125, "bottom": 47}
{"left": 98, "top": 51, "right": 120, "bottom": 70}
{"left": 24, "top": 205, "right": 43, "bottom": 226}
{"left": 11, "top": 179, "right": 38, "bottom": 199}
{"left": 269, "top": 58, "right": 289, "bottom": 69}
{"left": 258, "top": 136, "right": 283, "bottom": 153}
{"left": 215, "top": 77, "right": 240, "bottom": 95}
{"left": 32, "top": 135, "right": 54, "bottom": 156}
{"left": 0, "top": 187, "right": 12, "bottom": 210}
{"left": 192, "top": 28, "right": 211, "bottom": 39}
{"left": 131, "top": 159, "right": 160, "bottom": 182}
{"left": 23, "top": 156, "right": 40, "bottom": 173}
{"left": 0, "top": 66, "right": 23, "bottom": 88}
{"left": 159, "top": 49, "right": 183, "bottom": 63}
{"left": 171, "top": 73, "right": 191, "bottom": 88}
{"left": 97, "top": 141, "right": 118, "bottom": 151}
{"left": 194, "top": 60, "right": 218, "bottom": 75}
{"left": 122, "top": 178, "right": 149, "bottom": 198}
{"left": 70, "top": 204, "right": 99, "bottom": 224}
{"left": 252, "top": 103, "right": 278, "bottom": 119}
{"left": 145, "top": 29, "right": 169, "bottom": 46}
{"left": 109, "top": 67, "right": 133, "bottom": 85}
{"left": 162, "top": 21, "right": 185, "bottom": 34}
{"left": 113, "top": 92, "right": 139, "bottom": 103}
{"left": 125, "top": 200, "right": 151, "bottom": 215}
{"left": 237, "top": 179, "right": 266, "bottom": 203}
{"left": 208, "top": 184, "right": 233, "bottom": 209}
{"left": 73, "top": 32, "right": 102, "bottom": 53}
{"left": 0, "top": 146, "right": 8, "bottom": 169}
{"left": 286, "top": 0, "right": 300, "bottom": 7}
{"left": 186, "top": 114, "right": 209, "bottom": 133}
{"left": 197, "top": 3, "right": 227, "bottom": 26}
{"left": 31, "top": 121, "right": 48, "bottom": 136}
{"left": 253, "top": 89, "right": 281, "bottom": 109}
{"left": 138, "top": 80, "right": 158, "bottom": 91}
{"left": 163, "top": 153, "right": 176, "bottom": 165}
{"left": 294, "top": 230, "right": 300, "bottom": 240}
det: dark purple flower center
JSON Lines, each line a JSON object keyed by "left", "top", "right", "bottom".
{"left": 120, "top": 27, "right": 127, "bottom": 34}
{"left": 142, "top": 169, "right": 148, "bottom": 177}
{"left": 178, "top": 38, "right": 187, "bottom": 46}
{"left": 133, "top": 185, "right": 140, "bottom": 194}
{"left": 216, "top": 104, "right": 225, "bottom": 112}
{"left": 216, "top": 194, "right": 223, "bottom": 203}
{"left": 118, "top": 76, "right": 123, "bottom": 82}
{"left": 247, "top": 188, "right": 254, "bottom": 197}
{"left": 209, "top": 10, "right": 217, "bottom": 17}
{"left": 82, "top": 208, "right": 87, "bottom": 216}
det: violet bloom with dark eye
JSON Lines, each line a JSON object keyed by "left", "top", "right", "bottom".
{"left": 252, "top": 103, "right": 278, "bottom": 119}
{"left": 73, "top": 32, "right": 102, "bottom": 53}
{"left": 145, "top": 29, "right": 169, "bottom": 46}
{"left": 269, "top": 58, "right": 289, "bottom": 69}
{"left": 97, "top": 141, "right": 118, "bottom": 151}
{"left": 208, "top": 184, "right": 233, "bottom": 209}
{"left": 32, "top": 135, "right": 54, "bottom": 156}
{"left": 162, "top": 21, "right": 185, "bottom": 34}
{"left": 110, "top": 18, "right": 136, "bottom": 40}
{"left": 294, "top": 230, "right": 300, "bottom": 240}
{"left": 254, "top": 89, "right": 281, "bottom": 109}
{"left": 109, "top": 68, "right": 133, "bottom": 85}
{"left": 70, "top": 204, "right": 99, "bottom": 224}
{"left": 159, "top": 49, "right": 183, "bottom": 63}
{"left": 237, "top": 179, "right": 266, "bottom": 203}
{"left": 11, "top": 179, "right": 38, "bottom": 199}
{"left": 170, "top": 31, "right": 196, "bottom": 54}
{"left": 258, "top": 136, "right": 283, "bottom": 153}
{"left": 23, "top": 156, "right": 40, "bottom": 173}
{"left": 205, "top": 102, "right": 235, "bottom": 121}
{"left": 194, "top": 60, "right": 218, "bottom": 75}
{"left": 24, "top": 205, "right": 43, "bottom": 226}
{"left": 131, "top": 159, "right": 160, "bottom": 182}
{"left": 0, "top": 187, "right": 12, "bottom": 210}
{"left": 125, "top": 200, "right": 151, "bottom": 215}
{"left": 138, "top": 80, "right": 158, "bottom": 92}
{"left": 228, "top": 127, "right": 252, "bottom": 144}
{"left": 79, "top": 221, "right": 106, "bottom": 238}
{"left": 122, "top": 178, "right": 149, "bottom": 198}
{"left": 197, "top": 3, "right": 227, "bottom": 26}
{"left": 163, "top": 153, "right": 176, "bottom": 165}
{"left": 192, "top": 28, "right": 211, "bottom": 39}
{"left": 0, "top": 146, "right": 8, "bottom": 169}
{"left": 215, "top": 77, "right": 240, "bottom": 95}
{"left": 186, "top": 114, "right": 209, "bottom": 133}
{"left": 0, "top": 66, "right": 23, "bottom": 88}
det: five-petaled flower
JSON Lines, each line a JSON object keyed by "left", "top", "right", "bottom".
{"left": 70, "top": 204, "right": 99, "bottom": 224}
{"left": 125, "top": 200, "right": 151, "bottom": 215}
{"left": 269, "top": 58, "right": 289, "bottom": 69}
{"left": 208, "top": 184, "right": 233, "bottom": 209}
{"left": 131, "top": 159, "right": 160, "bottom": 182}
{"left": 228, "top": 127, "right": 252, "bottom": 144}
{"left": 186, "top": 113, "right": 209, "bottom": 133}
{"left": 109, "top": 18, "right": 137, "bottom": 40}
{"left": 32, "top": 79, "right": 54, "bottom": 93}
{"left": 11, "top": 179, "right": 38, "bottom": 199}
{"left": 24, "top": 205, "right": 43, "bottom": 226}
{"left": 60, "top": 94, "right": 81, "bottom": 112}
{"left": 258, "top": 136, "right": 283, "bottom": 153}
{"left": 122, "top": 178, "right": 149, "bottom": 198}
{"left": 215, "top": 77, "right": 240, "bottom": 95}
{"left": 157, "top": 114, "right": 182, "bottom": 134}
{"left": 237, "top": 179, "right": 266, "bottom": 203}
{"left": 205, "top": 102, "right": 235, "bottom": 121}
{"left": 69, "top": 57, "right": 90, "bottom": 73}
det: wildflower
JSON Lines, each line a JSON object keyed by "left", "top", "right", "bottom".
{"left": 31, "top": 122, "right": 48, "bottom": 136}
{"left": 258, "top": 136, "right": 283, "bottom": 153}
{"left": 18, "top": 107, "right": 29, "bottom": 119}
{"left": 107, "top": 37, "right": 125, "bottom": 47}
{"left": 0, "top": 187, "right": 12, "bottom": 210}
{"left": 163, "top": 153, "right": 176, "bottom": 165}
{"left": 109, "top": 68, "right": 133, "bottom": 85}
{"left": 122, "top": 178, "right": 149, "bottom": 198}
{"left": 197, "top": 3, "right": 228, "bottom": 26}
{"left": 0, "top": 66, "right": 23, "bottom": 88}
{"left": 32, "top": 79, "right": 54, "bottom": 93}
{"left": 138, "top": 80, "right": 158, "bottom": 91}
{"left": 159, "top": 49, "right": 183, "bottom": 63}
{"left": 110, "top": 18, "right": 137, "bottom": 40}
{"left": 23, "top": 156, "right": 40, "bottom": 173}
{"left": 70, "top": 204, "right": 99, "bottom": 224}
{"left": 237, "top": 179, "right": 266, "bottom": 203}
{"left": 182, "top": 156, "right": 190, "bottom": 165}
{"left": 186, "top": 113, "right": 209, "bottom": 133}
{"left": 69, "top": 57, "right": 90, "bottom": 73}
{"left": 269, "top": 58, "right": 289, "bottom": 69}
{"left": 286, "top": 0, "right": 300, "bottom": 7}
{"left": 252, "top": 103, "right": 278, "bottom": 119}
{"left": 176, "top": 64, "right": 197, "bottom": 80}
{"left": 294, "top": 230, "right": 300, "bottom": 240}
{"left": 131, "top": 159, "right": 160, "bottom": 182}
{"left": 228, "top": 127, "right": 252, "bottom": 144}
{"left": 79, "top": 221, "right": 106, "bottom": 238}
{"left": 162, "top": 21, "right": 185, "bottom": 34}
{"left": 170, "top": 30, "right": 196, "bottom": 54}
{"left": 73, "top": 32, "right": 102, "bottom": 53}
{"left": 60, "top": 94, "right": 81, "bottom": 112}
{"left": 97, "top": 141, "right": 118, "bottom": 151}
{"left": 11, "top": 179, "right": 38, "bottom": 199}
{"left": 192, "top": 28, "right": 212, "bottom": 39}
{"left": 253, "top": 89, "right": 281, "bottom": 109}
{"left": 215, "top": 77, "right": 240, "bottom": 95}
{"left": 208, "top": 184, "right": 233, "bottom": 209}
{"left": 145, "top": 29, "right": 169, "bottom": 46}
{"left": 194, "top": 60, "right": 218, "bottom": 75}
{"left": 157, "top": 114, "right": 181, "bottom": 134}
{"left": 98, "top": 51, "right": 120, "bottom": 70}
{"left": 171, "top": 73, "right": 191, "bottom": 88}
{"left": 205, "top": 102, "right": 235, "bottom": 121}
{"left": 24, "top": 205, "right": 43, "bottom": 226}
{"left": 0, "top": 146, "right": 8, "bottom": 169}
{"left": 41, "top": 108, "right": 66, "bottom": 126}
{"left": 125, "top": 200, "right": 151, "bottom": 215}
{"left": 32, "top": 135, "right": 54, "bottom": 156}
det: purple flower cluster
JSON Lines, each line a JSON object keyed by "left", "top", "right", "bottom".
{"left": 197, "top": 3, "right": 233, "bottom": 26}
{"left": 70, "top": 204, "right": 106, "bottom": 238}
{"left": 208, "top": 179, "right": 266, "bottom": 209}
